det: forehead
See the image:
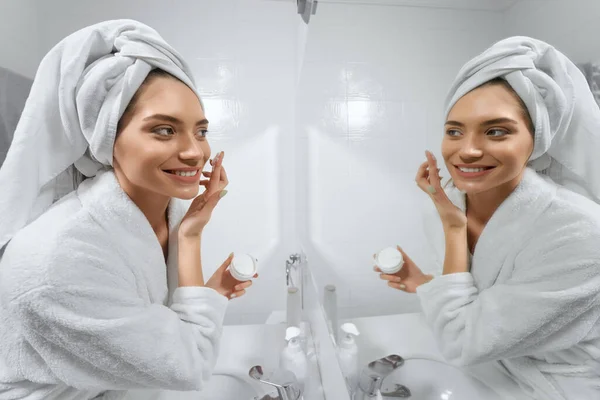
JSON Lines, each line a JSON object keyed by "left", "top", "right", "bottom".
{"left": 448, "top": 84, "right": 524, "bottom": 121}
{"left": 134, "top": 77, "right": 205, "bottom": 120}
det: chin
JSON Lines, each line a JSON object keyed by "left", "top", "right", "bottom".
{"left": 452, "top": 179, "right": 490, "bottom": 194}
{"left": 171, "top": 189, "right": 200, "bottom": 200}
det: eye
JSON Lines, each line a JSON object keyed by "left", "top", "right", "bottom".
{"left": 197, "top": 129, "right": 209, "bottom": 138}
{"left": 153, "top": 126, "right": 175, "bottom": 136}
{"left": 487, "top": 128, "right": 508, "bottom": 137}
{"left": 445, "top": 129, "right": 461, "bottom": 137}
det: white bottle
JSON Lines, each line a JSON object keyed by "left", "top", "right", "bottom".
{"left": 304, "top": 349, "right": 324, "bottom": 400}
{"left": 338, "top": 323, "right": 360, "bottom": 393}
{"left": 280, "top": 326, "right": 307, "bottom": 392}
{"left": 374, "top": 246, "right": 404, "bottom": 274}
{"left": 229, "top": 253, "right": 258, "bottom": 281}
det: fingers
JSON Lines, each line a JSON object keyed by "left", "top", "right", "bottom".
{"left": 379, "top": 273, "right": 407, "bottom": 290}
{"left": 388, "top": 281, "right": 407, "bottom": 291}
{"left": 379, "top": 272, "right": 402, "bottom": 283}
{"left": 425, "top": 151, "right": 442, "bottom": 189}
{"left": 415, "top": 161, "right": 431, "bottom": 193}
{"left": 221, "top": 166, "right": 229, "bottom": 188}
{"left": 395, "top": 245, "right": 413, "bottom": 264}
{"left": 217, "top": 252, "right": 235, "bottom": 271}
{"left": 229, "top": 271, "right": 256, "bottom": 300}
{"left": 229, "top": 289, "right": 246, "bottom": 299}
{"left": 234, "top": 280, "right": 253, "bottom": 292}
{"left": 207, "top": 151, "right": 224, "bottom": 194}
{"left": 204, "top": 188, "right": 228, "bottom": 213}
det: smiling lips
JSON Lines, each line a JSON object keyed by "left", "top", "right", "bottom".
{"left": 164, "top": 168, "right": 200, "bottom": 184}
{"left": 454, "top": 164, "right": 496, "bottom": 178}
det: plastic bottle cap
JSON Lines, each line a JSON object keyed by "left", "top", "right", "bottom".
{"left": 286, "top": 326, "right": 302, "bottom": 341}
{"left": 340, "top": 323, "right": 360, "bottom": 349}
{"left": 375, "top": 247, "right": 404, "bottom": 274}
{"left": 340, "top": 323, "right": 360, "bottom": 337}
{"left": 285, "top": 326, "right": 303, "bottom": 352}
{"left": 230, "top": 253, "right": 257, "bottom": 281}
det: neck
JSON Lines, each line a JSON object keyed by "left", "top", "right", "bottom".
{"left": 466, "top": 170, "right": 525, "bottom": 224}
{"left": 114, "top": 171, "right": 170, "bottom": 233}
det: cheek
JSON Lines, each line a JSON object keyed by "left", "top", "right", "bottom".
{"left": 441, "top": 139, "right": 456, "bottom": 162}
{"left": 115, "top": 135, "right": 171, "bottom": 171}
{"left": 495, "top": 141, "right": 531, "bottom": 166}
{"left": 202, "top": 141, "right": 211, "bottom": 162}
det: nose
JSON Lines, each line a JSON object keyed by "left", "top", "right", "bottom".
{"left": 178, "top": 132, "right": 204, "bottom": 163}
{"left": 458, "top": 133, "right": 484, "bottom": 162}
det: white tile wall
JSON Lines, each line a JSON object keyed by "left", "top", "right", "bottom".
{"left": 297, "top": 0, "right": 600, "bottom": 319}
{"left": 296, "top": 3, "right": 508, "bottom": 318}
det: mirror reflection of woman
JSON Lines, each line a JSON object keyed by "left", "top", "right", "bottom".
{"left": 0, "top": 20, "right": 256, "bottom": 400}
{"left": 376, "top": 37, "right": 600, "bottom": 400}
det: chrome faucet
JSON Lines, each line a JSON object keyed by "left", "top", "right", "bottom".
{"left": 286, "top": 253, "right": 302, "bottom": 287}
{"left": 353, "top": 355, "right": 411, "bottom": 399}
{"left": 249, "top": 365, "right": 302, "bottom": 400}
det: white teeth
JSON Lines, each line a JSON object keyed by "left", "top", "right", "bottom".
{"left": 459, "top": 167, "right": 488, "bottom": 173}
{"left": 174, "top": 170, "right": 198, "bottom": 177}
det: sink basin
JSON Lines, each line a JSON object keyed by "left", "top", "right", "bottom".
{"left": 196, "top": 374, "right": 259, "bottom": 400}
{"left": 381, "top": 359, "right": 502, "bottom": 400}
{"left": 125, "top": 374, "right": 260, "bottom": 400}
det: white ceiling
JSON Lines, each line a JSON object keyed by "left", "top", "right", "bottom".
{"left": 314, "top": 0, "right": 523, "bottom": 12}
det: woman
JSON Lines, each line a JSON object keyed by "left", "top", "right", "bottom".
{"left": 375, "top": 37, "right": 600, "bottom": 399}
{"left": 0, "top": 20, "right": 256, "bottom": 400}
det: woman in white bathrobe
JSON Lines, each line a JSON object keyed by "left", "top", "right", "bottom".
{"left": 375, "top": 38, "right": 600, "bottom": 399}
{"left": 0, "top": 21, "right": 256, "bottom": 400}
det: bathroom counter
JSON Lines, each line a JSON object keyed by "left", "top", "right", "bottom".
{"left": 344, "top": 312, "right": 444, "bottom": 365}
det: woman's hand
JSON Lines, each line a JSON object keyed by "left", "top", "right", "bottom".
{"left": 178, "top": 151, "right": 229, "bottom": 238}
{"left": 374, "top": 246, "right": 433, "bottom": 293}
{"left": 206, "top": 253, "right": 258, "bottom": 300}
{"left": 416, "top": 150, "right": 467, "bottom": 230}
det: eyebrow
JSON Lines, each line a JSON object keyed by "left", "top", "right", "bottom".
{"left": 143, "top": 113, "right": 209, "bottom": 126}
{"left": 445, "top": 118, "right": 519, "bottom": 127}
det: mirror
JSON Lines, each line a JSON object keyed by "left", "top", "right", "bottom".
{"left": 296, "top": 0, "right": 600, "bottom": 398}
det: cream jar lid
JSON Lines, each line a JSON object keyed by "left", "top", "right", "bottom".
{"left": 230, "top": 253, "right": 257, "bottom": 281}
{"left": 375, "top": 247, "right": 404, "bottom": 274}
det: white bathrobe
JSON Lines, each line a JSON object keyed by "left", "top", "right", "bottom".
{"left": 417, "top": 168, "right": 600, "bottom": 400}
{"left": 0, "top": 169, "right": 228, "bottom": 400}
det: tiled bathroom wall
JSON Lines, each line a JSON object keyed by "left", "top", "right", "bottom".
{"left": 295, "top": 3, "right": 508, "bottom": 319}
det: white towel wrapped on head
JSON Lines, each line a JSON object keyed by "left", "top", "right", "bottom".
{"left": 445, "top": 36, "right": 600, "bottom": 204}
{"left": 0, "top": 19, "right": 201, "bottom": 250}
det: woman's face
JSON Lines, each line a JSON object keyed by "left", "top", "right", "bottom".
{"left": 441, "top": 83, "right": 534, "bottom": 195}
{"left": 113, "top": 76, "right": 210, "bottom": 200}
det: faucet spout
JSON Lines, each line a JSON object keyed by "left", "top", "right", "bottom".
{"left": 249, "top": 365, "right": 302, "bottom": 400}
{"left": 354, "top": 355, "right": 405, "bottom": 399}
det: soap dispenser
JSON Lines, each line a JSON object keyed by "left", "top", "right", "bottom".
{"left": 338, "top": 322, "right": 360, "bottom": 393}
{"left": 279, "top": 326, "right": 307, "bottom": 392}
